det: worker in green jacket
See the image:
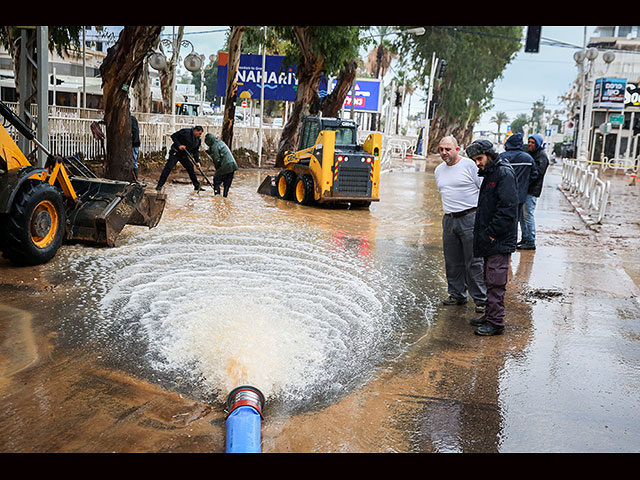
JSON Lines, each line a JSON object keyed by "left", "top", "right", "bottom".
{"left": 204, "top": 133, "right": 239, "bottom": 197}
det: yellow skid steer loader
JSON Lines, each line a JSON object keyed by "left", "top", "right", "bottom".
{"left": 258, "top": 116, "right": 382, "bottom": 208}
{"left": 0, "top": 100, "right": 166, "bottom": 266}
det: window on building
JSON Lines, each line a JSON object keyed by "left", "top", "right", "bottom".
{"left": 618, "top": 26, "right": 633, "bottom": 38}
{"left": 598, "top": 26, "right": 615, "bottom": 37}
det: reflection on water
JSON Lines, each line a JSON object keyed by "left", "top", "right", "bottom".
{"left": 59, "top": 171, "right": 442, "bottom": 411}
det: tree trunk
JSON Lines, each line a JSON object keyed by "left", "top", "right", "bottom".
{"left": 275, "top": 27, "right": 324, "bottom": 168}
{"left": 132, "top": 56, "right": 152, "bottom": 113}
{"left": 221, "top": 26, "right": 245, "bottom": 149}
{"left": 99, "top": 26, "right": 162, "bottom": 181}
{"left": 158, "top": 26, "right": 184, "bottom": 115}
{"left": 320, "top": 60, "right": 357, "bottom": 118}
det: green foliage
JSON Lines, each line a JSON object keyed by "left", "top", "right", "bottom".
{"left": 0, "top": 26, "right": 83, "bottom": 56}
{"left": 511, "top": 113, "right": 531, "bottom": 134}
{"left": 271, "top": 26, "right": 363, "bottom": 75}
{"left": 396, "top": 26, "right": 523, "bottom": 128}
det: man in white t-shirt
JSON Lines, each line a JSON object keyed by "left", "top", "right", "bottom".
{"left": 434, "top": 136, "right": 487, "bottom": 313}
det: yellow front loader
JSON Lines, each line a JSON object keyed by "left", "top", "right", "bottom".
{"left": 0, "top": 100, "right": 166, "bottom": 266}
{"left": 258, "top": 116, "right": 382, "bottom": 208}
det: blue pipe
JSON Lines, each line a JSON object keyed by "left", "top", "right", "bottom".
{"left": 225, "top": 385, "right": 265, "bottom": 453}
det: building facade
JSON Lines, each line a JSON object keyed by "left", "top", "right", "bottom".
{"left": 578, "top": 26, "right": 640, "bottom": 165}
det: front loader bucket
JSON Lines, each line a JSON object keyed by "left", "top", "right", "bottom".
{"left": 257, "top": 175, "right": 277, "bottom": 197}
{"left": 127, "top": 190, "right": 167, "bottom": 228}
{"left": 65, "top": 177, "right": 166, "bottom": 247}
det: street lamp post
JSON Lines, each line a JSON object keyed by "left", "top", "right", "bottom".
{"left": 149, "top": 37, "right": 203, "bottom": 124}
{"left": 574, "top": 45, "right": 616, "bottom": 162}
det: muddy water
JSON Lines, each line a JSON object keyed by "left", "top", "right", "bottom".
{"left": 50, "top": 170, "right": 442, "bottom": 410}
{"left": 2, "top": 165, "right": 640, "bottom": 452}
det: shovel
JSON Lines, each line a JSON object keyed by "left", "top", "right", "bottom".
{"left": 184, "top": 150, "right": 215, "bottom": 190}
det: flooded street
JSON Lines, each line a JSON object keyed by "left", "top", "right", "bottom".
{"left": 1, "top": 163, "right": 640, "bottom": 452}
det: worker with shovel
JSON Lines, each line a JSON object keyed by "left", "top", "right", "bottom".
{"left": 156, "top": 125, "right": 206, "bottom": 192}
{"left": 204, "top": 133, "right": 238, "bottom": 197}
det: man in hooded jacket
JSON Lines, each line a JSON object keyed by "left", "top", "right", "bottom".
{"left": 519, "top": 134, "right": 550, "bottom": 250}
{"left": 498, "top": 133, "right": 539, "bottom": 239}
{"left": 204, "top": 133, "right": 238, "bottom": 197}
{"left": 465, "top": 139, "right": 519, "bottom": 336}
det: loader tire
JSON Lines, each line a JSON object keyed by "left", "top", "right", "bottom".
{"left": 276, "top": 169, "right": 296, "bottom": 200}
{"left": 1, "top": 181, "right": 66, "bottom": 266}
{"left": 294, "top": 174, "right": 315, "bottom": 206}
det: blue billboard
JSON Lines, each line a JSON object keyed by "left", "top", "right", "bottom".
{"left": 216, "top": 53, "right": 378, "bottom": 112}
{"left": 593, "top": 77, "right": 627, "bottom": 109}
{"left": 332, "top": 78, "right": 382, "bottom": 113}
{"left": 217, "top": 52, "right": 300, "bottom": 101}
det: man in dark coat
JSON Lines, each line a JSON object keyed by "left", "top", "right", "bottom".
{"left": 156, "top": 125, "right": 205, "bottom": 192}
{"left": 465, "top": 139, "right": 519, "bottom": 336}
{"left": 204, "top": 133, "right": 238, "bottom": 197}
{"left": 518, "top": 134, "right": 550, "bottom": 250}
{"left": 131, "top": 115, "right": 141, "bottom": 180}
{"left": 498, "top": 133, "right": 538, "bottom": 236}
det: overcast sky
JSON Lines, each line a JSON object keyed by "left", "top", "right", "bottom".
{"left": 164, "top": 26, "right": 597, "bottom": 132}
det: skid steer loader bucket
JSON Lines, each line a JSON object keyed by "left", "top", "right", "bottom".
{"left": 66, "top": 177, "right": 166, "bottom": 247}
{"left": 257, "top": 175, "right": 277, "bottom": 197}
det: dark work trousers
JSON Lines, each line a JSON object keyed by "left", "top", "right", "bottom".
{"left": 442, "top": 211, "right": 487, "bottom": 306}
{"left": 213, "top": 171, "right": 235, "bottom": 197}
{"left": 483, "top": 253, "right": 511, "bottom": 327}
{"left": 156, "top": 150, "right": 200, "bottom": 190}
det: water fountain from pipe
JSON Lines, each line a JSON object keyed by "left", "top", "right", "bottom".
{"left": 225, "top": 385, "right": 265, "bottom": 453}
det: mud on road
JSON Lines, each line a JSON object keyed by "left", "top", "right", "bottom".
{"left": 1, "top": 163, "right": 640, "bottom": 452}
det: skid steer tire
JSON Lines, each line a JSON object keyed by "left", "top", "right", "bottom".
{"left": 1, "top": 182, "right": 66, "bottom": 266}
{"left": 294, "top": 174, "right": 315, "bottom": 206}
{"left": 276, "top": 169, "right": 296, "bottom": 200}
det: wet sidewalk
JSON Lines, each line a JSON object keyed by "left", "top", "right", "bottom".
{"left": 486, "top": 162, "right": 640, "bottom": 451}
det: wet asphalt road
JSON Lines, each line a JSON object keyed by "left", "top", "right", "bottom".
{"left": 1, "top": 160, "right": 639, "bottom": 452}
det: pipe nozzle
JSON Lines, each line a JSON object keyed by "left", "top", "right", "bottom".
{"left": 226, "top": 385, "right": 265, "bottom": 419}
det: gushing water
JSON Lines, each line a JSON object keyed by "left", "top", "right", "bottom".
{"left": 67, "top": 220, "right": 400, "bottom": 408}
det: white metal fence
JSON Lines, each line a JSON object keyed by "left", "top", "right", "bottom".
{"left": 561, "top": 157, "right": 611, "bottom": 224}
{"left": 2, "top": 103, "right": 283, "bottom": 161}
{"left": 2, "top": 103, "right": 421, "bottom": 167}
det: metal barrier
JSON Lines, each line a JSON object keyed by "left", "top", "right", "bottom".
{"left": 600, "top": 156, "right": 639, "bottom": 175}
{"left": 561, "top": 157, "right": 611, "bottom": 224}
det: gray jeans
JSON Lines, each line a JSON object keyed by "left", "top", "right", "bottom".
{"left": 484, "top": 253, "right": 511, "bottom": 327}
{"left": 442, "top": 211, "right": 487, "bottom": 305}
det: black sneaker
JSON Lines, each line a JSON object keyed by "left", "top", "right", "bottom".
{"left": 442, "top": 296, "right": 468, "bottom": 306}
{"left": 470, "top": 315, "right": 487, "bottom": 326}
{"left": 475, "top": 322, "right": 504, "bottom": 336}
{"left": 194, "top": 186, "right": 206, "bottom": 192}
{"left": 518, "top": 243, "right": 536, "bottom": 250}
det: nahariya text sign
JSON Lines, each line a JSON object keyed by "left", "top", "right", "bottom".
{"left": 217, "top": 52, "right": 327, "bottom": 102}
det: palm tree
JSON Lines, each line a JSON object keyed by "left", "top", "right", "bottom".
{"left": 491, "top": 111, "right": 509, "bottom": 144}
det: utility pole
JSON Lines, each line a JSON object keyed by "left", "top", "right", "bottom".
{"left": 423, "top": 52, "right": 437, "bottom": 157}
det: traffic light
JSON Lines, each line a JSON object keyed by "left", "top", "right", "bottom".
{"left": 436, "top": 59, "right": 447, "bottom": 79}
{"left": 525, "top": 26, "right": 541, "bottom": 53}
{"left": 395, "top": 91, "right": 402, "bottom": 107}
{"left": 428, "top": 100, "right": 438, "bottom": 119}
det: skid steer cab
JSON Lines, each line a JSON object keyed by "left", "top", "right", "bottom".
{"left": 258, "top": 116, "right": 381, "bottom": 208}
{"left": 0, "top": 100, "right": 166, "bottom": 266}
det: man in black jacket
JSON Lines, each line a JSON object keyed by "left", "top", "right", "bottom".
{"left": 518, "top": 134, "right": 550, "bottom": 250}
{"left": 156, "top": 125, "right": 205, "bottom": 192}
{"left": 499, "top": 133, "right": 538, "bottom": 240}
{"left": 465, "top": 139, "right": 519, "bottom": 336}
{"left": 131, "top": 115, "right": 140, "bottom": 181}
